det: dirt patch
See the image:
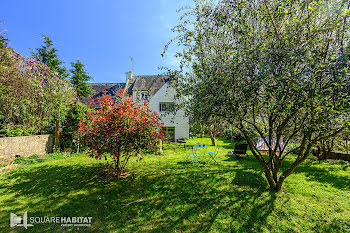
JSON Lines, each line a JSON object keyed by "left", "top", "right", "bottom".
{"left": 0, "top": 164, "right": 19, "bottom": 174}
{"left": 119, "top": 171, "right": 132, "bottom": 179}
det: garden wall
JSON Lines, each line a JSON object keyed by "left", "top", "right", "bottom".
{"left": 0, "top": 134, "right": 53, "bottom": 164}
{"left": 328, "top": 151, "right": 350, "bottom": 162}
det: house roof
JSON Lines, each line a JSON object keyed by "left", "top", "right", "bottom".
{"left": 89, "top": 83, "right": 122, "bottom": 94}
{"left": 129, "top": 75, "right": 170, "bottom": 96}
{"left": 89, "top": 74, "right": 171, "bottom": 98}
{"left": 89, "top": 83, "right": 126, "bottom": 99}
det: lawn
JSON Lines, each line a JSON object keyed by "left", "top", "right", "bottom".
{"left": 0, "top": 137, "right": 349, "bottom": 233}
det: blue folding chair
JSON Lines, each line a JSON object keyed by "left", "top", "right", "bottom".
{"left": 207, "top": 145, "right": 220, "bottom": 163}
{"left": 184, "top": 144, "right": 197, "bottom": 165}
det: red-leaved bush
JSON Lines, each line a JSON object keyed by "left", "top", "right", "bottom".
{"left": 77, "top": 89, "right": 163, "bottom": 177}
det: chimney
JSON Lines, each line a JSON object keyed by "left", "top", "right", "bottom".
{"left": 125, "top": 71, "right": 133, "bottom": 82}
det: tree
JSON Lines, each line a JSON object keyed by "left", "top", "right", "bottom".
{"left": 61, "top": 101, "right": 92, "bottom": 150}
{"left": 70, "top": 59, "right": 94, "bottom": 99}
{"left": 166, "top": 0, "right": 350, "bottom": 191}
{"left": 31, "top": 34, "right": 68, "bottom": 79}
{"left": 187, "top": 55, "right": 230, "bottom": 146}
{"left": 77, "top": 90, "right": 164, "bottom": 178}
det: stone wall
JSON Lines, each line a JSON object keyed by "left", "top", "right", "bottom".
{"left": 0, "top": 134, "right": 53, "bottom": 164}
{"left": 328, "top": 151, "right": 350, "bottom": 161}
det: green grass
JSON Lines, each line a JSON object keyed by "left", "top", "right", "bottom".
{"left": 0, "top": 137, "right": 349, "bottom": 232}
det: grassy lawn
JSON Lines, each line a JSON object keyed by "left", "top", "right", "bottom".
{"left": 0, "top": 137, "right": 349, "bottom": 232}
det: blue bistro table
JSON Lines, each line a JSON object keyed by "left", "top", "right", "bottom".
{"left": 193, "top": 143, "right": 208, "bottom": 165}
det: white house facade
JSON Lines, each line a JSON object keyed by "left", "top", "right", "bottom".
{"left": 89, "top": 72, "right": 189, "bottom": 141}
{"left": 148, "top": 83, "right": 189, "bottom": 141}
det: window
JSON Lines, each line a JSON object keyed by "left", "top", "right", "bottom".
{"left": 135, "top": 91, "right": 149, "bottom": 101}
{"left": 141, "top": 92, "right": 149, "bottom": 100}
{"left": 159, "top": 102, "right": 175, "bottom": 112}
{"left": 162, "top": 127, "right": 175, "bottom": 142}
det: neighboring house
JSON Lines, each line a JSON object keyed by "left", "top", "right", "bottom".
{"left": 89, "top": 72, "right": 189, "bottom": 141}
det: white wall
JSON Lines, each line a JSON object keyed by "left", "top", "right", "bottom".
{"left": 149, "top": 83, "right": 189, "bottom": 140}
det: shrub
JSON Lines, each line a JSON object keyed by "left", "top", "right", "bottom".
{"left": 0, "top": 47, "right": 76, "bottom": 137}
{"left": 0, "top": 125, "right": 31, "bottom": 137}
{"left": 77, "top": 90, "right": 163, "bottom": 178}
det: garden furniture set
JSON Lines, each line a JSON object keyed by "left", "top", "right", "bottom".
{"left": 184, "top": 143, "right": 220, "bottom": 165}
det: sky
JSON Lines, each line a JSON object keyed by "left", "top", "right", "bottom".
{"left": 0, "top": 0, "right": 193, "bottom": 83}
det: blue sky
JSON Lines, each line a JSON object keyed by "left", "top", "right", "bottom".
{"left": 1, "top": 0, "right": 193, "bottom": 83}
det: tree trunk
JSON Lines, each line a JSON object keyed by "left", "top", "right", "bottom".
{"left": 264, "top": 168, "right": 277, "bottom": 189}
{"left": 210, "top": 130, "right": 216, "bottom": 146}
{"left": 315, "top": 139, "right": 333, "bottom": 160}
{"left": 158, "top": 139, "right": 164, "bottom": 154}
{"left": 116, "top": 151, "right": 121, "bottom": 178}
{"left": 272, "top": 157, "right": 282, "bottom": 184}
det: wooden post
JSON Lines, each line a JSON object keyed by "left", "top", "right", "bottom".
{"left": 54, "top": 119, "right": 59, "bottom": 152}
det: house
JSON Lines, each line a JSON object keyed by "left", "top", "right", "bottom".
{"left": 89, "top": 72, "right": 189, "bottom": 141}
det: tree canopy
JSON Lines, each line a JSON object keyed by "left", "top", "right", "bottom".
{"left": 32, "top": 34, "right": 68, "bottom": 79}
{"left": 70, "top": 59, "right": 94, "bottom": 99}
{"left": 166, "top": 0, "right": 350, "bottom": 190}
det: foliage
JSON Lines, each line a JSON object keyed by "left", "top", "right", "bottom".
{"left": 314, "top": 137, "right": 337, "bottom": 160}
{"left": 0, "top": 34, "right": 7, "bottom": 49}
{"left": 70, "top": 59, "right": 94, "bottom": 99}
{"left": 223, "top": 128, "right": 245, "bottom": 141}
{"left": 31, "top": 34, "right": 68, "bottom": 79}
{"left": 77, "top": 90, "right": 163, "bottom": 177}
{"left": 313, "top": 130, "right": 350, "bottom": 159}
{"left": 338, "top": 130, "right": 350, "bottom": 153}
{"left": 1, "top": 137, "right": 349, "bottom": 232}
{"left": 189, "top": 121, "right": 203, "bottom": 136}
{"left": 166, "top": 0, "right": 350, "bottom": 190}
{"left": 60, "top": 101, "right": 92, "bottom": 150}
{"left": 0, "top": 47, "right": 76, "bottom": 137}
{"left": 223, "top": 126, "right": 258, "bottom": 142}
{"left": 0, "top": 125, "right": 31, "bottom": 137}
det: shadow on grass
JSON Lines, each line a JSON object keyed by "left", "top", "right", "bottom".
{"left": 218, "top": 138, "right": 237, "bottom": 150}
{"left": 228, "top": 152, "right": 350, "bottom": 191}
{"left": 0, "top": 160, "right": 276, "bottom": 233}
{"left": 222, "top": 152, "right": 254, "bottom": 162}
{"left": 280, "top": 158, "right": 350, "bottom": 190}
{"left": 222, "top": 147, "right": 350, "bottom": 192}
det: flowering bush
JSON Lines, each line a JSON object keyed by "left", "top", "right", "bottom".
{"left": 77, "top": 90, "right": 163, "bottom": 178}
{"left": 0, "top": 47, "right": 76, "bottom": 137}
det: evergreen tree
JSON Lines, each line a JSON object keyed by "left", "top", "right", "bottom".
{"left": 70, "top": 59, "right": 94, "bottom": 99}
{"left": 0, "top": 34, "right": 7, "bottom": 48}
{"left": 31, "top": 34, "right": 68, "bottom": 79}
